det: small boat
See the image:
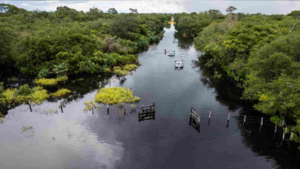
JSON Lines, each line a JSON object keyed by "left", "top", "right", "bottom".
{"left": 168, "top": 50, "right": 175, "bottom": 56}
{"left": 174, "top": 58, "right": 184, "bottom": 68}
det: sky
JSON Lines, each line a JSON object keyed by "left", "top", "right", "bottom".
{"left": 2, "top": 0, "right": 300, "bottom": 15}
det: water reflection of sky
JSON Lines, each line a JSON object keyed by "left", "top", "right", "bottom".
{"left": 0, "top": 97, "right": 123, "bottom": 169}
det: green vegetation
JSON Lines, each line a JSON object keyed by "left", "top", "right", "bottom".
{"left": 83, "top": 100, "right": 101, "bottom": 112}
{"left": 175, "top": 7, "right": 300, "bottom": 145}
{"left": 0, "top": 3, "right": 170, "bottom": 77}
{"left": 123, "top": 64, "right": 138, "bottom": 71}
{"left": 34, "top": 75, "right": 68, "bottom": 86}
{"left": 51, "top": 89, "right": 71, "bottom": 98}
{"left": 0, "top": 85, "right": 49, "bottom": 105}
{"left": 113, "top": 66, "right": 128, "bottom": 76}
{"left": 95, "top": 87, "right": 140, "bottom": 105}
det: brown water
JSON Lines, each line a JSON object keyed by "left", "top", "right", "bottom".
{"left": 0, "top": 24, "right": 299, "bottom": 169}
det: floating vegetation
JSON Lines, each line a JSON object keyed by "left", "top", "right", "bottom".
{"left": 95, "top": 87, "right": 140, "bottom": 105}
{"left": 34, "top": 78, "right": 57, "bottom": 86}
{"left": 21, "top": 126, "right": 34, "bottom": 133}
{"left": 21, "top": 126, "right": 35, "bottom": 138}
{"left": 42, "top": 109, "right": 58, "bottom": 115}
{"left": 0, "top": 86, "right": 49, "bottom": 105}
{"left": 83, "top": 100, "right": 101, "bottom": 113}
{"left": 34, "top": 75, "right": 68, "bottom": 86}
{"left": 51, "top": 89, "right": 71, "bottom": 98}
{"left": 56, "top": 75, "right": 68, "bottom": 83}
{"left": 30, "top": 87, "right": 50, "bottom": 104}
{"left": 123, "top": 64, "right": 138, "bottom": 71}
{"left": 130, "top": 104, "right": 137, "bottom": 108}
{"left": 113, "top": 66, "right": 128, "bottom": 76}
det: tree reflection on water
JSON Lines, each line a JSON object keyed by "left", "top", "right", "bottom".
{"left": 193, "top": 54, "right": 300, "bottom": 169}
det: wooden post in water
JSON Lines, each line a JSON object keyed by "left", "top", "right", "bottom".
{"left": 244, "top": 115, "right": 246, "bottom": 123}
{"left": 226, "top": 113, "right": 230, "bottom": 128}
{"left": 92, "top": 104, "right": 94, "bottom": 114}
{"left": 124, "top": 106, "right": 126, "bottom": 115}
{"left": 208, "top": 111, "right": 211, "bottom": 125}
{"left": 28, "top": 100, "right": 32, "bottom": 112}
{"left": 107, "top": 104, "right": 110, "bottom": 115}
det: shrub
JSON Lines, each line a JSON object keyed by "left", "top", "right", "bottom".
{"left": 123, "top": 64, "right": 138, "bottom": 71}
{"left": 56, "top": 75, "right": 68, "bottom": 82}
{"left": 34, "top": 76, "right": 68, "bottom": 86}
{"left": 14, "top": 84, "right": 32, "bottom": 96}
{"left": 51, "top": 89, "right": 71, "bottom": 98}
{"left": 113, "top": 66, "right": 128, "bottom": 76}
{"left": 95, "top": 87, "right": 141, "bottom": 105}
{"left": 30, "top": 87, "right": 49, "bottom": 104}
{"left": 34, "top": 78, "right": 58, "bottom": 86}
{"left": 38, "top": 68, "right": 49, "bottom": 78}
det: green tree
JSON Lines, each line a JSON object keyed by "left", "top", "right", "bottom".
{"left": 107, "top": 8, "right": 118, "bottom": 14}
{"left": 226, "top": 6, "right": 237, "bottom": 14}
{"left": 129, "top": 8, "right": 138, "bottom": 14}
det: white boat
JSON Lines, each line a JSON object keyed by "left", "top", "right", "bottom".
{"left": 174, "top": 58, "right": 184, "bottom": 68}
{"left": 168, "top": 50, "right": 175, "bottom": 56}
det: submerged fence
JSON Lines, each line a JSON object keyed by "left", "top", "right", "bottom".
{"left": 189, "top": 106, "right": 297, "bottom": 146}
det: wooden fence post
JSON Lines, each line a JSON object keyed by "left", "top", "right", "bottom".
{"left": 28, "top": 100, "right": 32, "bottom": 112}
{"left": 107, "top": 104, "right": 110, "bottom": 115}
{"left": 226, "top": 113, "right": 230, "bottom": 128}
{"left": 208, "top": 111, "right": 211, "bottom": 125}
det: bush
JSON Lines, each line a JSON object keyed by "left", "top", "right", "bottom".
{"left": 14, "top": 84, "right": 32, "bottom": 96}
{"left": 95, "top": 87, "right": 140, "bottom": 105}
{"left": 34, "top": 78, "right": 58, "bottom": 86}
{"left": 113, "top": 66, "right": 128, "bottom": 76}
{"left": 38, "top": 68, "right": 49, "bottom": 78}
{"left": 51, "top": 88, "right": 71, "bottom": 98}
{"left": 123, "top": 64, "right": 138, "bottom": 71}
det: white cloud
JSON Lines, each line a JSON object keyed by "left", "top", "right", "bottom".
{"left": 4, "top": 0, "right": 300, "bottom": 14}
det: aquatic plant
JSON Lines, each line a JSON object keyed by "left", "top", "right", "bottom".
{"left": 83, "top": 100, "right": 101, "bottom": 112}
{"left": 123, "top": 64, "right": 138, "bottom": 71}
{"left": 34, "top": 78, "right": 58, "bottom": 86}
{"left": 95, "top": 87, "right": 141, "bottom": 105}
{"left": 51, "top": 89, "right": 71, "bottom": 98}
{"left": 30, "top": 87, "right": 49, "bottom": 104}
{"left": 21, "top": 126, "right": 34, "bottom": 133}
{"left": 42, "top": 109, "right": 58, "bottom": 115}
{"left": 34, "top": 75, "right": 68, "bottom": 86}
{"left": 56, "top": 75, "right": 68, "bottom": 82}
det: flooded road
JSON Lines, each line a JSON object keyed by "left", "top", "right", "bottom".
{"left": 0, "top": 24, "right": 299, "bottom": 169}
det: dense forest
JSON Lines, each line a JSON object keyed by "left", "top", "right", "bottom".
{"left": 0, "top": 4, "right": 171, "bottom": 76}
{"left": 174, "top": 7, "right": 300, "bottom": 146}
{"left": 0, "top": 3, "right": 171, "bottom": 117}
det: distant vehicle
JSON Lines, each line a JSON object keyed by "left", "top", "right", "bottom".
{"left": 174, "top": 58, "right": 184, "bottom": 69}
{"left": 168, "top": 50, "right": 175, "bottom": 56}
